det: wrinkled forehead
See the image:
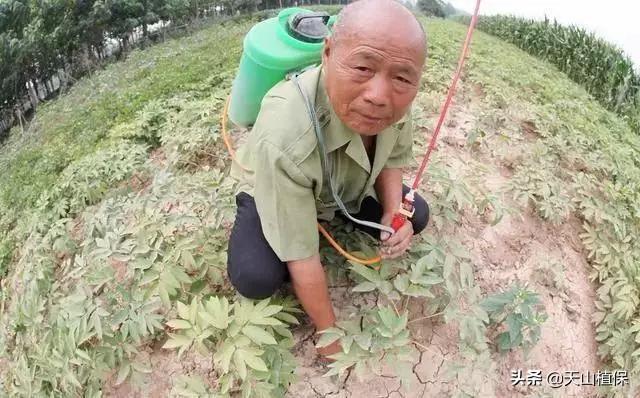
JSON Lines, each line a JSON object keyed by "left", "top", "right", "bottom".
{"left": 332, "top": 20, "right": 426, "bottom": 67}
{"left": 331, "top": 6, "right": 426, "bottom": 63}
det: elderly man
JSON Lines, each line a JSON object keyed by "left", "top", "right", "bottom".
{"left": 228, "top": 0, "right": 429, "bottom": 358}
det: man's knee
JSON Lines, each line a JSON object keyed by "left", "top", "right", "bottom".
{"left": 411, "top": 194, "right": 430, "bottom": 235}
{"left": 227, "top": 266, "right": 284, "bottom": 300}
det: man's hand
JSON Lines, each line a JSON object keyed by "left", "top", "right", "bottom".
{"left": 380, "top": 212, "right": 413, "bottom": 259}
{"left": 374, "top": 168, "right": 413, "bottom": 259}
{"left": 287, "top": 254, "right": 339, "bottom": 359}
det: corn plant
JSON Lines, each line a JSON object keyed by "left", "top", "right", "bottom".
{"left": 466, "top": 14, "right": 640, "bottom": 131}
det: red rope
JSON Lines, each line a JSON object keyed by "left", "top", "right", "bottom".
{"left": 411, "top": 0, "right": 482, "bottom": 191}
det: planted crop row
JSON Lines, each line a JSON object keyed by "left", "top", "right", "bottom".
{"left": 461, "top": 14, "right": 640, "bottom": 132}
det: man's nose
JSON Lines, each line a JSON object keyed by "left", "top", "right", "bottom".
{"left": 362, "top": 73, "right": 391, "bottom": 107}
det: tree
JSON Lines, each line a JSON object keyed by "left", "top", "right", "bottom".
{"left": 417, "top": 0, "right": 445, "bottom": 18}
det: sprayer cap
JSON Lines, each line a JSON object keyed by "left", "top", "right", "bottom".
{"left": 288, "top": 11, "right": 330, "bottom": 43}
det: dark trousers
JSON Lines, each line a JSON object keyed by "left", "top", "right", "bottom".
{"left": 227, "top": 185, "right": 429, "bottom": 299}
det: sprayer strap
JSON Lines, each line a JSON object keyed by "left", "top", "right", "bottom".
{"left": 288, "top": 72, "right": 395, "bottom": 235}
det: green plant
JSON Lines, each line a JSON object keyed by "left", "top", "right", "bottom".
{"left": 464, "top": 14, "right": 640, "bottom": 131}
{"left": 316, "top": 306, "right": 417, "bottom": 385}
{"left": 163, "top": 296, "right": 300, "bottom": 397}
{"left": 481, "top": 285, "right": 548, "bottom": 355}
{"left": 170, "top": 375, "right": 217, "bottom": 397}
{"left": 508, "top": 158, "right": 575, "bottom": 225}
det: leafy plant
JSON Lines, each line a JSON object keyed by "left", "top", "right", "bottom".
{"left": 481, "top": 285, "right": 548, "bottom": 355}
{"left": 171, "top": 375, "right": 217, "bottom": 397}
{"left": 163, "top": 296, "right": 300, "bottom": 397}
{"left": 316, "top": 306, "right": 417, "bottom": 387}
{"left": 508, "top": 155, "right": 575, "bottom": 226}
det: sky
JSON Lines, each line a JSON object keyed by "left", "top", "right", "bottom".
{"left": 447, "top": 0, "right": 640, "bottom": 67}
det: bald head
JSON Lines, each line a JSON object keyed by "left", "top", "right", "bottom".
{"left": 332, "top": 0, "right": 426, "bottom": 58}
{"left": 321, "top": 0, "right": 426, "bottom": 135}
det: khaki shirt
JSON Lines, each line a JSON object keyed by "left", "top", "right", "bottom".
{"left": 231, "top": 65, "right": 413, "bottom": 262}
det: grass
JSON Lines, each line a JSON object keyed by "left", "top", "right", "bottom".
{"left": 0, "top": 14, "right": 638, "bottom": 397}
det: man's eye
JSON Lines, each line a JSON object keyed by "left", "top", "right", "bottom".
{"left": 396, "top": 76, "right": 412, "bottom": 84}
{"left": 354, "top": 66, "right": 371, "bottom": 73}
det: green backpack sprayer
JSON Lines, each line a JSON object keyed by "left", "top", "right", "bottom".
{"left": 223, "top": 3, "right": 482, "bottom": 266}
{"left": 227, "top": 8, "right": 335, "bottom": 127}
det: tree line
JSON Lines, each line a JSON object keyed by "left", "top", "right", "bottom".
{"left": 0, "top": 0, "right": 350, "bottom": 139}
{"left": 417, "top": 0, "right": 467, "bottom": 18}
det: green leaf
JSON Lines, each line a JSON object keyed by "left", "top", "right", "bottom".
{"left": 91, "top": 312, "right": 103, "bottom": 340}
{"left": 394, "top": 274, "right": 410, "bottom": 292}
{"left": 163, "top": 317, "right": 190, "bottom": 330}
{"left": 506, "top": 314, "right": 522, "bottom": 342}
{"left": 189, "top": 279, "right": 207, "bottom": 295}
{"left": 412, "top": 273, "right": 445, "bottom": 286}
{"left": 177, "top": 301, "right": 190, "bottom": 320}
{"left": 158, "top": 284, "right": 170, "bottom": 308}
{"left": 316, "top": 328, "right": 344, "bottom": 348}
{"left": 350, "top": 263, "right": 382, "bottom": 282}
{"left": 480, "top": 294, "right": 511, "bottom": 314}
{"left": 497, "top": 332, "right": 511, "bottom": 352}
{"left": 378, "top": 306, "right": 397, "bottom": 329}
{"left": 274, "top": 312, "right": 299, "bottom": 325}
{"left": 189, "top": 297, "right": 199, "bottom": 323}
{"left": 75, "top": 349, "right": 91, "bottom": 362}
{"left": 354, "top": 333, "right": 372, "bottom": 350}
{"left": 233, "top": 350, "right": 248, "bottom": 380}
{"left": 272, "top": 325, "right": 294, "bottom": 339}
{"left": 471, "top": 305, "right": 490, "bottom": 324}
{"left": 219, "top": 373, "right": 233, "bottom": 394}
{"left": 241, "top": 325, "right": 277, "bottom": 345}
{"left": 182, "top": 250, "right": 196, "bottom": 269}
{"left": 249, "top": 316, "right": 282, "bottom": 326}
{"left": 132, "top": 361, "right": 152, "bottom": 374}
{"left": 162, "top": 333, "right": 193, "bottom": 349}
{"left": 242, "top": 351, "right": 268, "bottom": 372}
{"left": 115, "top": 363, "right": 131, "bottom": 386}
{"left": 203, "top": 296, "right": 230, "bottom": 329}
{"left": 342, "top": 335, "right": 354, "bottom": 354}
{"left": 259, "top": 305, "right": 283, "bottom": 318}
{"left": 214, "top": 341, "right": 236, "bottom": 374}
{"left": 353, "top": 281, "right": 377, "bottom": 292}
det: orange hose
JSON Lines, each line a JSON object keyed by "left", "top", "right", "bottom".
{"left": 221, "top": 96, "right": 248, "bottom": 172}
{"left": 220, "top": 95, "right": 382, "bottom": 266}
{"left": 318, "top": 223, "right": 381, "bottom": 266}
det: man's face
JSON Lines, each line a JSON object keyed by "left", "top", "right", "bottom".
{"left": 322, "top": 28, "right": 425, "bottom": 135}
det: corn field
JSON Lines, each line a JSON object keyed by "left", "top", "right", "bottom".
{"left": 466, "top": 15, "right": 640, "bottom": 132}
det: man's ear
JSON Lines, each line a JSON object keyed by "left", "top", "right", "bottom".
{"left": 322, "top": 37, "right": 331, "bottom": 65}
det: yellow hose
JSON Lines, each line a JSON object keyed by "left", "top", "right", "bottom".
{"left": 317, "top": 223, "right": 381, "bottom": 267}
{"left": 220, "top": 95, "right": 381, "bottom": 267}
